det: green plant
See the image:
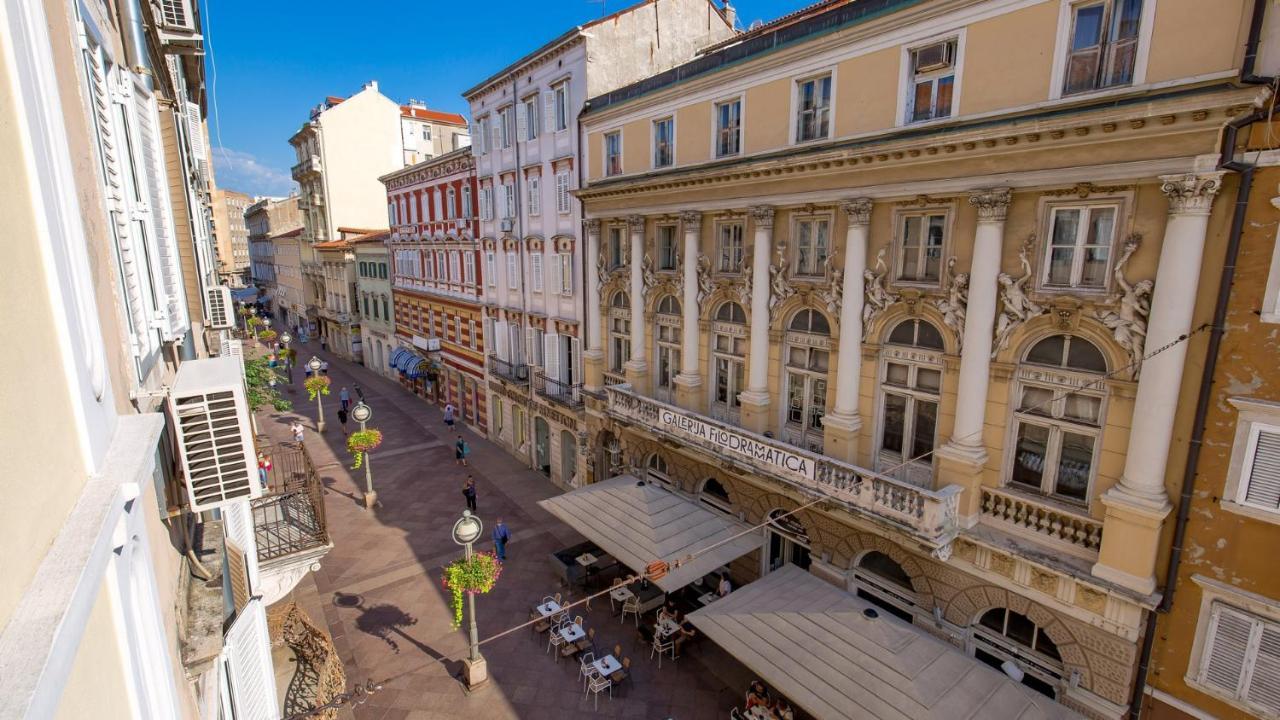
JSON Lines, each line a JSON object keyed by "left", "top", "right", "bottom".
{"left": 242, "top": 357, "right": 291, "bottom": 412}
{"left": 441, "top": 551, "right": 503, "bottom": 629}
{"left": 247, "top": 316, "right": 264, "bottom": 328}
{"left": 304, "top": 375, "right": 331, "bottom": 401}
{"left": 257, "top": 329, "right": 278, "bottom": 343}
{"left": 346, "top": 428, "right": 383, "bottom": 469}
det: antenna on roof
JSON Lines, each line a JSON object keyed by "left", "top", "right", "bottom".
{"left": 586, "top": 0, "right": 606, "bottom": 16}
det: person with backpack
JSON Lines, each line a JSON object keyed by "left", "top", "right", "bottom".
{"left": 337, "top": 407, "right": 349, "bottom": 436}
{"left": 462, "top": 476, "right": 477, "bottom": 512}
{"left": 455, "top": 435, "right": 470, "bottom": 467}
{"left": 492, "top": 518, "right": 510, "bottom": 561}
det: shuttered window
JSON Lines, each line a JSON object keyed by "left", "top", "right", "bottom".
{"left": 531, "top": 253, "right": 544, "bottom": 292}
{"left": 556, "top": 172, "right": 571, "bottom": 214}
{"left": 1240, "top": 425, "right": 1280, "bottom": 513}
{"left": 1199, "top": 603, "right": 1280, "bottom": 714}
{"left": 221, "top": 599, "right": 279, "bottom": 720}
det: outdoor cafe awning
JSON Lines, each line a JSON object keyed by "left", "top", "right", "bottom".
{"left": 537, "top": 474, "right": 763, "bottom": 593}
{"left": 688, "top": 565, "right": 1079, "bottom": 720}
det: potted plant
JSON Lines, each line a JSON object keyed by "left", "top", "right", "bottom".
{"left": 257, "top": 328, "right": 278, "bottom": 344}
{"left": 304, "top": 374, "right": 331, "bottom": 401}
{"left": 346, "top": 428, "right": 383, "bottom": 469}
{"left": 441, "top": 551, "right": 503, "bottom": 629}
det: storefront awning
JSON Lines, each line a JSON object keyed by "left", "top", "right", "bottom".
{"left": 688, "top": 565, "right": 1079, "bottom": 720}
{"left": 537, "top": 474, "right": 762, "bottom": 593}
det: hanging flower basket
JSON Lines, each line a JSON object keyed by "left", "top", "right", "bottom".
{"left": 247, "top": 316, "right": 264, "bottom": 328}
{"left": 441, "top": 551, "right": 503, "bottom": 629}
{"left": 304, "top": 375, "right": 331, "bottom": 401}
{"left": 346, "top": 428, "right": 383, "bottom": 469}
{"left": 257, "top": 329, "right": 278, "bottom": 343}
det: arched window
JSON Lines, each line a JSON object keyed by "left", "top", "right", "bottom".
{"left": 877, "top": 319, "right": 944, "bottom": 487}
{"left": 608, "top": 291, "right": 631, "bottom": 373}
{"left": 654, "top": 295, "right": 682, "bottom": 402}
{"left": 972, "top": 607, "right": 1063, "bottom": 699}
{"left": 700, "top": 478, "right": 731, "bottom": 513}
{"left": 853, "top": 551, "right": 917, "bottom": 623}
{"left": 784, "top": 309, "right": 831, "bottom": 452}
{"left": 1009, "top": 334, "right": 1106, "bottom": 504}
{"left": 646, "top": 453, "right": 669, "bottom": 483}
{"left": 766, "top": 509, "right": 811, "bottom": 572}
{"left": 711, "top": 302, "right": 747, "bottom": 424}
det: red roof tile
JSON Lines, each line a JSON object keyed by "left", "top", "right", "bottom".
{"left": 400, "top": 105, "right": 467, "bottom": 126}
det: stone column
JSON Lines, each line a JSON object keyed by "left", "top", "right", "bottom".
{"left": 740, "top": 206, "right": 775, "bottom": 434}
{"left": 623, "top": 215, "right": 649, "bottom": 390}
{"left": 822, "top": 199, "right": 873, "bottom": 463}
{"left": 674, "top": 211, "right": 704, "bottom": 410}
{"left": 1094, "top": 171, "right": 1224, "bottom": 594}
{"left": 583, "top": 219, "right": 604, "bottom": 391}
{"left": 935, "top": 189, "right": 1010, "bottom": 509}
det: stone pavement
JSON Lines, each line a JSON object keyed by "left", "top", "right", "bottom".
{"left": 258, "top": 341, "right": 756, "bottom": 720}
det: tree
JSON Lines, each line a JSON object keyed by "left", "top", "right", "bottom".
{"left": 243, "top": 357, "right": 292, "bottom": 412}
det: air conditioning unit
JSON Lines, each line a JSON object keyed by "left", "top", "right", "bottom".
{"left": 914, "top": 41, "right": 955, "bottom": 73}
{"left": 168, "top": 357, "right": 262, "bottom": 512}
{"left": 206, "top": 285, "right": 234, "bottom": 328}
{"left": 500, "top": 218, "right": 515, "bottom": 233}
{"left": 222, "top": 338, "right": 244, "bottom": 363}
{"left": 156, "top": 0, "right": 204, "bottom": 52}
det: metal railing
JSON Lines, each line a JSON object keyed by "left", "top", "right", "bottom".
{"left": 487, "top": 356, "right": 530, "bottom": 384}
{"left": 252, "top": 441, "right": 329, "bottom": 562}
{"left": 534, "top": 372, "right": 584, "bottom": 409}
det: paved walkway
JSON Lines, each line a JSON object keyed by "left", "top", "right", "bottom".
{"left": 258, "top": 341, "right": 753, "bottom": 720}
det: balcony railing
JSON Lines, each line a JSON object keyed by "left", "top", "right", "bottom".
{"left": 252, "top": 442, "right": 329, "bottom": 562}
{"left": 291, "top": 155, "right": 321, "bottom": 180}
{"left": 487, "top": 356, "right": 530, "bottom": 384}
{"left": 980, "top": 487, "right": 1102, "bottom": 556}
{"left": 603, "top": 386, "right": 961, "bottom": 553}
{"left": 602, "top": 370, "right": 627, "bottom": 387}
{"left": 535, "top": 372, "right": 584, "bottom": 409}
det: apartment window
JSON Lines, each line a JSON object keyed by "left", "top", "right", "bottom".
{"left": 527, "top": 176, "right": 541, "bottom": 217}
{"left": 717, "top": 222, "right": 744, "bottom": 273}
{"left": 469, "top": 319, "right": 478, "bottom": 349}
{"left": 463, "top": 253, "right": 475, "bottom": 285}
{"left": 1224, "top": 400, "right": 1280, "bottom": 518}
{"left": 711, "top": 302, "right": 747, "bottom": 422}
{"left": 1194, "top": 602, "right": 1280, "bottom": 714}
{"left": 795, "top": 75, "right": 831, "bottom": 142}
{"left": 973, "top": 607, "right": 1064, "bottom": 699}
{"left": 604, "top": 131, "right": 622, "bottom": 176}
{"left": 380, "top": 263, "right": 387, "bottom": 279}
{"left": 1009, "top": 335, "right": 1108, "bottom": 505}
{"left": 475, "top": 117, "right": 489, "bottom": 154}
{"left": 558, "top": 253, "right": 573, "bottom": 295}
{"left": 794, "top": 217, "right": 830, "bottom": 276}
{"left": 499, "top": 105, "right": 516, "bottom": 148}
{"left": 907, "top": 39, "right": 956, "bottom": 123}
{"left": 609, "top": 291, "right": 631, "bottom": 372}
{"left": 896, "top": 212, "right": 946, "bottom": 283}
{"left": 553, "top": 81, "right": 569, "bottom": 132}
{"left": 450, "top": 251, "right": 461, "bottom": 284}
{"left": 522, "top": 95, "right": 540, "bottom": 141}
{"left": 494, "top": 396, "right": 504, "bottom": 435}
{"left": 502, "top": 181, "right": 516, "bottom": 219}
{"left": 877, "top": 320, "right": 945, "bottom": 488}
{"left": 382, "top": 297, "right": 389, "bottom": 319}
{"left": 784, "top": 310, "right": 831, "bottom": 453}
{"left": 480, "top": 186, "right": 493, "bottom": 221}
{"left": 657, "top": 225, "right": 678, "bottom": 271}
{"left": 1043, "top": 205, "right": 1116, "bottom": 289}
{"left": 531, "top": 252, "right": 544, "bottom": 292}
{"left": 555, "top": 172, "right": 571, "bottom": 214}
{"left": 1064, "top": 0, "right": 1143, "bottom": 95}
{"left": 716, "top": 99, "right": 742, "bottom": 157}
{"left": 363, "top": 295, "right": 370, "bottom": 317}
{"left": 485, "top": 251, "right": 496, "bottom": 287}
{"left": 423, "top": 251, "right": 435, "bottom": 280}
{"left": 446, "top": 188, "right": 456, "bottom": 220}
{"left": 461, "top": 186, "right": 472, "bottom": 218}
{"left": 653, "top": 117, "right": 674, "bottom": 168}
{"left": 608, "top": 227, "right": 626, "bottom": 270}
{"left": 506, "top": 253, "right": 520, "bottom": 289}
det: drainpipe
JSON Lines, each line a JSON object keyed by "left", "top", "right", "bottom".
{"left": 1127, "top": 2, "right": 1275, "bottom": 716}
{"left": 507, "top": 74, "right": 536, "bottom": 471}
{"left": 119, "top": 0, "right": 152, "bottom": 90}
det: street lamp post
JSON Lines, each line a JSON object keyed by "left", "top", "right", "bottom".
{"left": 351, "top": 402, "right": 375, "bottom": 508}
{"left": 451, "top": 510, "right": 488, "bottom": 689}
{"left": 307, "top": 356, "right": 325, "bottom": 432}
{"left": 280, "top": 332, "right": 293, "bottom": 383}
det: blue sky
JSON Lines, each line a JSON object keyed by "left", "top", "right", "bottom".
{"left": 204, "top": 0, "right": 803, "bottom": 197}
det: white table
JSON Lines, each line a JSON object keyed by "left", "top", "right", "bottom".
{"left": 560, "top": 623, "right": 586, "bottom": 643}
{"left": 592, "top": 654, "right": 622, "bottom": 677}
{"left": 698, "top": 592, "right": 719, "bottom": 606}
{"left": 657, "top": 618, "right": 681, "bottom": 637}
{"left": 536, "top": 601, "right": 562, "bottom": 617}
{"left": 576, "top": 552, "right": 598, "bottom": 567}
{"left": 749, "top": 707, "right": 779, "bottom": 720}
{"left": 610, "top": 586, "right": 635, "bottom": 603}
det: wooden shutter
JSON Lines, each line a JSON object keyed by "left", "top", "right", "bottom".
{"left": 556, "top": 172, "right": 570, "bottom": 214}
{"left": 531, "top": 252, "right": 544, "bottom": 292}
{"left": 547, "top": 251, "right": 559, "bottom": 297}
{"left": 1244, "top": 429, "right": 1280, "bottom": 510}
{"left": 507, "top": 253, "right": 519, "bottom": 289}
{"left": 185, "top": 100, "right": 205, "bottom": 161}
{"left": 544, "top": 333, "right": 560, "bottom": 383}
{"left": 1202, "top": 604, "right": 1253, "bottom": 697}
{"left": 484, "top": 317, "right": 495, "bottom": 353}
{"left": 528, "top": 176, "right": 540, "bottom": 216}
{"left": 1250, "top": 624, "right": 1280, "bottom": 712}
{"left": 222, "top": 599, "right": 278, "bottom": 720}
{"left": 494, "top": 320, "right": 509, "bottom": 361}
{"left": 516, "top": 102, "right": 528, "bottom": 142}
{"left": 225, "top": 540, "right": 250, "bottom": 613}
{"left": 525, "top": 327, "right": 537, "bottom": 367}
{"left": 543, "top": 91, "right": 556, "bottom": 134}
{"left": 570, "top": 336, "right": 583, "bottom": 384}
{"left": 560, "top": 253, "right": 573, "bottom": 295}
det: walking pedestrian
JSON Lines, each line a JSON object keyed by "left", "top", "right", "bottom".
{"left": 339, "top": 386, "right": 351, "bottom": 411}
{"left": 320, "top": 360, "right": 329, "bottom": 375}
{"left": 492, "top": 518, "right": 510, "bottom": 561}
{"left": 462, "top": 476, "right": 477, "bottom": 513}
{"left": 320, "top": 337, "right": 328, "bottom": 351}
{"left": 443, "top": 402, "right": 455, "bottom": 429}
{"left": 257, "top": 452, "right": 272, "bottom": 489}
{"left": 290, "top": 421, "right": 305, "bottom": 444}
{"left": 354, "top": 383, "right": 365, "bottom": 401}
{"left": 455, "top": 434, "right": 470, "bottom": 467}
{"left": 337, "top": 407, "right": 349, "bottom": 436}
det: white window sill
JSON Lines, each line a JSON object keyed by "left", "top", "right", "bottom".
{"left": 1261, "top": 311, "right": 1280, "bottom": 325}
{"left": 1220, "top": 499, "right": 1280, "bottom": 525}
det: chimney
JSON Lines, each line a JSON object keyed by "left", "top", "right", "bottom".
{"left": 364, "top": 80, "right": 379, "bottom": 91}
{"left": 722, "top": 1, "right": 737, "bottom": 30}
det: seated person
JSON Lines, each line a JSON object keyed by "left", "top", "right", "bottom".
{"left": 746, "top": 680, "right": 770, "bottom": 710}
{"left": 718, "top": 574, "right": 732, "bottom": 597}
{"left": 773, "top": 700, "right": 795, "bottom": 720}
{"left": 673, "top": 618, "right": 698, "bottom": 650}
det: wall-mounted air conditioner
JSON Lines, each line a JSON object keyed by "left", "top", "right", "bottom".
{"left": 168, "top": 357, "right": 261, "bottom": 512}
{"left": 206, "top": 285, "right": 234, "bottom": 328}
{"left": 156, "top": 0, "right": 204, "bottom": 52}
{"left": 500, "top": 218, "right": 514, "bottom": 233}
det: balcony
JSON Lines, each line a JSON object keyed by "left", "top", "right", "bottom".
{"left": 251, "top": 441, "right": 332, "bottom": 605}
{"left": 603, "top": 386, "right": 961, "bottom": 554}
{"left": 535, "top": 372, "right": 584, "bottom": 409}
{"left": 488, "top": 356, "right": 530, "bottom": 385}
{"left": 291, "top": 155, "right": 321, "bottom": 180}
{"left": 979, "top": 486, "right": 1102, "bottom": 559}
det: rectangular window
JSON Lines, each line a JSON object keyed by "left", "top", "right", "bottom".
{"left": 480, "top": 186, "right": 493, "bottom": 220}
{"left": 555, "top": 172, "right": 571, "bottom": 214}
{"left": 604, "top": 131, "right": 622, "bottom": 176}
{"left": 531, "top": 253, "right": 544, "bottom": 292}
{"left": 608, "top": 227, "right": 626, "bottom": 270}
{"left": 522, "top": 95, "right": 540, "bottom": 141}
{"left": 1238, "top": 424, "right": 1280, "bottom": 513}
{"left": 1043, "top": 205, "right": 1116, "bottom": 289}
{"left": 1196, "top": 603, "right": 1280, "bottom": 712}
{"left": 494, "top": 396, "right": 504, "bottom": 434}
{"left": 469, "top": 319, "right": 478, "bottom": 349}
{"left": 559, "top": 253, "right": 573, "bottom": 295}
{"left": 897, "top": 212, "right": 946, "bottom": 283}
{"left": 499, "top": 105, "right": 515, "bottom": 148}
{"left": 527, "top": 176, "right": 541, "bottom": 217}
{"left": 1009, "top": 383, "right": 1101, "bottom": 504}
{"left": 502, "top": 181, "right": 516, "bottom": 219}
{"left": 794, "top": 218, "right": 830, "bottom": 276}
{"left": 461, "top": 186, "right": 472, "bottom": 218}
{"left": 553, "top": 81, "right": 569, "bottom": 132}
{"left": 463, "top": 253, "right": 475, "bottom": 285}
{"left": 716, "top": 99, "right": 742, "bottom": 157}
{"left": 507, "top": 253, "right": 520, "bottom": 289}
{"left": 657, "top": 225, "right": 678, "bottom": 270}
{"left": 796, "top": 75, "right": 832, "bottom": 142}
{"left": 908, "top": 40, "right": 956, "bottom": 123}
{"left": 485, "top": 251, "right": 496, "bottom": 287}
{"left": 446, "top": 188, "right": 456, "bottom": 220}
{"left": 653, "top": 117, "right": 673, "bottom": 168}
{"left": 1064, "top": 0, "right": 1143, "bottom": 95}
{"left": 717, "top": 223, "right": 744, "bottom": 273}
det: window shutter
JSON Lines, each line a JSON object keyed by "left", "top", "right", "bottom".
{"left": 548, "top": 251, "right": 559, "bottom": 297}
{"left": 556, "top": 172, "right": 570, "bottom": 214}
{"left": 560, "top": 254, "right": 573, "bottom": 295}
{"left": 133, "top": 86, "right": 185, "bottom": 339}
{"left": 1202, "top": 604, "right": 1252, "bottom": 696}
{"left": 494, "top": 320, "right": 509, "bottom": 361}
{"left": 525, "top": 327, "right": 537, "bottom": 367}
{"left": 1244, "top": 430, "right": 1280, "bottom": 510}
{"left": 222, "top": 599, "right": 278, "bottom": 720}
{"left": 483, "top": 317, "right": 495, "bottom": 353}
{"left": 571, "top": 336, "right": 582, "bottom": 384}
{"left": 185, "top": 100, "right": 205, "bottom": 161}
{"left": 528, "top": 176, "right": 540, "bottom": 216}
{"left": 507, "top": 253, "right": 519, "bottom": 288}
{"left": 485, "top": 251, "right": 496, "bottom": 285}
{"left": 544, "top": 91, "right": 556, "bottom": 134}
{"left": 544, "top": 333, "right": 560, "bottom": 382}
{"left": 490, "top": 121, "right": 501, "bottom": 149}
{"left": 222, "top": 499, "right": 260, "bottom": 598}
{"left": 531, "top": 252, "right": 544, "bottom": 292}
{"left": 1250, "top": 625, "right": 1280, "bottom": 711}
{"left": 510, "top": 323, "right": 524, "bottom": 366}
{"left": 224, "top": 540, "right": 250, "bottom": 613}
{"left": 516, "top": 102, "right": 528, "bottom": 142}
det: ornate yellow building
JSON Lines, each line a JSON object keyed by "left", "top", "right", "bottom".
{"left": 572, "top": 0, "right": 1277, "bottom": 717}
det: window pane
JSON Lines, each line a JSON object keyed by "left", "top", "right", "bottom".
{"left": 1065, "top": 49, "right": 1102, "bottom": 94}
{"left": 1005, "top": 611, "right": 1037, "bottom": 649}
{"left": 1064, "top": 393, "right": 1101, "bottom": 424}
{"left": 1112, "top": 0, "right": 1143, "bottom": 40}
{"left": 924, "top": 215, "right": 945, "bottom": 280}
{"left": 886, "top": 363, "right": 909, "bottom": 387}
{"left": 1081, "top": 246, "right": 1109, "bottom": 287}
{"left": 1055, "top": 432, "right": 1094, "bottom": 501}
{"left": 882, "top": 395, "right": 907, "bottom": 454}
{"left": 1026, "top": 335, "right": 1066, "bottom": 366}
{"left": 1066, "top": 337, "right": 1107, "bottom": 372}
{"left": 810, "top": 350, "right": 829, "bottom": 372}
{"left": 1020, "top": 386, "right": 1056, "bottom": 416}
{"left": 810, "top": 379, "right": 826, "bottom": 429}
{"left": 917, "top": 321, "right": 945, "bottom": 350}
{"left": 916, "top": 368, "right": 941, "bottom": 393}
{"left": 935, "top": 76, "right": 954, "bottom": 118}
{"left": 1071, "top": 4, "right": 1105, "bottom": 50}
{"left": 787, "top": 375, "right": 805, "bottom": 423}
{"left": 911, "top": 399, "right": 937, "bottom": 459}
{"left": 888, "top": 321, "right": 916, "bottom": 346}
{"left": 980, "top": 608, "right": 1005, "bottom": 633}
{"left": 1051, "top": 209, "right": 1081, "bottom": 246}
{"left": 788, "top": 347, "right": 807, "bottom": 368}
{"left": 1086, "top": 207, "right": 1115, "bottom": 245}
{"left": 1012, "top": 424, "right": 1050, "bottom": 490}
{"left": 715, "top": 358, "right": 729, "bottom": 402}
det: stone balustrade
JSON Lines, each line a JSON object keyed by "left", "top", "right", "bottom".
{"left": 980, "top": 486, "right": 1103, "bottom": 555}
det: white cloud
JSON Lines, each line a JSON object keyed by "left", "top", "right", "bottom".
{"left": 212, "top": 147, "right": 295, "bottom": 197}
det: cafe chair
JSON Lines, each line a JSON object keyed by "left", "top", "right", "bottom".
{"left": 620, "top": 595, "right": 641, "bottom": 626}
{"left": 650, "top": 634, "right": 676, "bottom": 669}
{"left": 586, "top": 671, "right": 613, "bottom": 710}
{"left": 578, "top": 651, "right": 596, "bottom": 689}
{"left": 609, "top": 579, "right": 626, "bottom": 612}
{"left": 547, "top": 618, "right": 571, "bottom": 656}
{"left": 573, "top": 627, "right": 596, "bottom": 655}
{"left": 610, "top": 657, "right": 631, "bottom": 687}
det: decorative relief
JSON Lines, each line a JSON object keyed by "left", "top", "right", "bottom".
{"left": 935, "top": 257, "right": 969, "bottom": 349}
{"left": 584, "top": 218, "right": 602, "bottom": 235}
{"left": 862, "top": 248, "right": 894, "bottom": 337}
{"left": 1094, "top": 235, "right": 1152, "bottom": 378}
{"left": 816, "top": 254, "right": 843, "bottom": 318}
{"left": 841, "top": 198, "right": 873, "bottom": 226}
{"left": 749, "top": 205, "right": 775, "bottom": 229}
{"left": 1045, "top": 182, "right": 1131, "bottom": 199}
{"left": 1029, "top": 569, "right": 1059, "bottom": 596}
{"left": 993, "top": 235, "right": 1047, "bottom": 357}
{"left": 968, "top": 188, "right": 1012, "bottom": 222}
{"left": 641, "top": 253, "right": 657, "bottom": 305}
{"left": 767, "top": 240, "right": 795, "bottom": 321}
{"left": 1075, "top": 585, "right": 1107, "bottom": 615}
{"left": 1159, "top": 172, "right": 1225, "bottom": 215}
{"left": 988, "top": 552, "right": 1016, "bottom": 578}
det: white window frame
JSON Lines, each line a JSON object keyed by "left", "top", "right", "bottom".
{"left": 553, "top": 80, "right": 570, "bottom": 132}
{"left": 1186, "top": 575, "right": 1280, "bottom": 717}
{"left": 555, "top": 171, "right": 572, "bottom": 215}
{"left": 527, "top": 175, "right": 541, "bottom": 217}
{"left": 531, "top": 252, "right": 544, "bottom": 292}
{"left": 502, "top": 181, "right": 516, "bottom": 220}
{"left": 604, "top": 130, "right": 623, "bottom": 177}
{"left": 558, "top": 252, "right": 573, "bottom": 295}
{"left": 1049, "top": 0, "right": 1156, "bottom": 100}
{"left": 1223, "top": 397, "right": 1280, "bottom": 523}
{"left": 463, "top": 252, "right": 476, "bottom": 285}
{"left": 896, "top": 30, "right": 967, "bottom": 128}
{"left": 903, "top": 37, "right": 959, "bottom": 124}
{"left": 1038, "top": 197, "right": 1127, "bottom": 293}
{"left": 485, "top": 251, "right": 496, "bottom": 287}
{"left": 713, "top": 95, "right": 744, "bottom": 159}
{"left": 1262, "top": 198, "right": 1280, "bottom": 324}
{"left": 652, "top": 116, "right": 674, "bottom": 169}
{"left": 656, "top": 224, "right": 679, "bottom": 271}
{"left": 607, "top": 226, "right": 627, "bottom": 270}
{"left": 792, "top": 214, "right": 832, "bottom": 277}
{"left": 875, "top": 324, "right": 945, "bottom": 488}
{"left": 499, "top": 105, "right": 515, "bottom": 148}
{"left": 461, "top": 185, "right": 473, "bottom": 219}
{"left": 715, "top": 221, "right": 745, "bottom": 274}
{"left": 522, "top": 94, "right": 540, "bottom": 141}
{"left": 893, "top": 207, "right": 951, "bottom": 287}
{"left": 507, "top": 252, "right": 520, "bottom": 290}
{"left": 792, "top": 72, "right": 834, "bottom": 144}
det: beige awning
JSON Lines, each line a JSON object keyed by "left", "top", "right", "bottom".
{"left": 688, "top": 565, "right": 1080, "bottom": 720}
{"left": 537, "top": 474, "right": 763, "bottom": 593}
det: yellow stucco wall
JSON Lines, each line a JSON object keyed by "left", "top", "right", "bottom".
{"left": 1144, "top": 0, "right": 1249, "bottom": 84}
{"left": 834, "top": 47, "right": 900, "bottom": 137}
{"left": 54, "top": 585, "right": 133, "bottom": 720}
{"left": 676, "top": 102, "right": 711, "bottom": 165}
{"left": 959, "top": 1, "right": 1058, "bottom": 115}
{"left": 744, "top": 78, "right": 791, "bottom": 153}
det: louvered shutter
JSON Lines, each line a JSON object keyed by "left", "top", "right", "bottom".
{"left": 525, "top": 327, "right": 537, "bottom": 367}
{"left": 222, "top": 498, "right": 260, "bottom": 595}
{"left": 224, "top": 540, "right": 250, "bottom": 612}
{"left": 1249, "top": 624, "right": 1280, "bottom": 713}
{"left": 531, "top": 252, "right": 543, "bottom": 292}
{"left": 1202, "top": 604, "right": 1252, "bottom": 696}
{"left": 134, "top": 86, "right": 186, "bottom": 338}
{"left": 570, "top": 336, "right": 583, "bottom": 384}
{"left": 548, "top": 251, "right": 559, "bottom": 297}
{"left": 1244, "top": 429, "right": 1280, "bottom": 510}
{"left": 510, "top": 323, "right": 524, "bottom": 366}
{"left": 507, "top": 253, "right": 519, "bottom": 289}
{"left": 485, "top": 251, "right": 496, "bottom": 285}
{"left": 556, "top": 172, "right": 571, "bottom": 214}
{"left": 494, "top": 320, "right": 509, "bottom": 361}
{"left": 222, "top": 599, "right": 278, "bottom": 720}
{"left": 543, "top": 333, "right": 560, "bottom": 383}
{"left": 490, "top": 120, "right": 501, "bottom": 150}
{"left": 543, "top": 91, "right": 556, "bottom": 134}
{"left": 185, "top": 100, "right": 205, "bottom": 161}
{"left": 483, "top": 317, "right": 495, "bottom": 354}
{"left": 527, "top": 176, "right": 540, "bottom": 216}
{"left": 516, "top": 102, "right": 528, "bottom": 142}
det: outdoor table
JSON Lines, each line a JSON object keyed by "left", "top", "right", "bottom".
{"left": 576, "top": 553, "right": 599, "bottom": 590}
{"left": 559, "top": 623, "right": 586, "bottom": 643}
{"left": 657, "top": 618, "right": 681, "bottom": 637}
{"left": 697, "top": 592, "right": 718, "bottom": 606}
{"left": 610, "top": 585, "right": 635, "bottom": 607}
{"left": 536, "top": 601, "right": 562, "bottom": 617}
{"left": 593, "top": 654, "right": 622, "bottom": 677}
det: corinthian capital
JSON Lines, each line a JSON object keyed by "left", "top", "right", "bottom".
{"left": 584, "top": 218, "right": 602, "bottom": 235}
{"left": 968, "top": 188, "right": 1012, "bottom": 222}
{"left": 749, "top": 205, "right": 775, "bottom": 228}
{"left": 840, "top": 198, "right": 874, "bottom": 226}
{"left": 679, "top": 210, "right": 702, "bottom": 226}
{"left": 1159, "top": 172, "right": 1226, "bottom": 216}
{"left": 626, "top": 215, "right": 646, "bottom": 232}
